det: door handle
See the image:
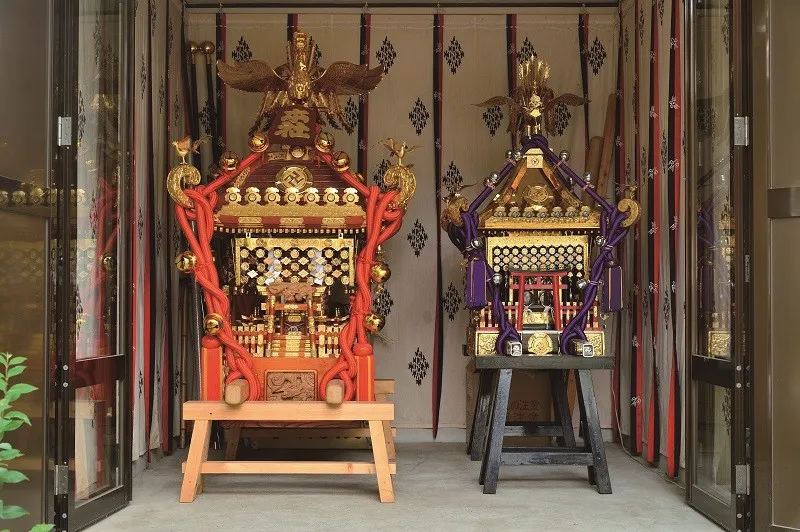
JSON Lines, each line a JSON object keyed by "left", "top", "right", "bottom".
{"left": 767, "top": 187, "right": 800, "bottom": 218}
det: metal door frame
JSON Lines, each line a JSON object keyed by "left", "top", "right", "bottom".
{"left": 52, "top": 0, "right": 134, "bottom": 529}
{"left": 685, "top": 0, "right": 754, "bottom": 529}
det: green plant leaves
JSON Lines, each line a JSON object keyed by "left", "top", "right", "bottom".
{"left": 0, "top": 354, "right": 39, "bottom": 524}
{"left": 0, "top": 504, "right": 29, "bottom": 520}
{"left": 5, "top": 367, "right": 25, "bottom": 379}
{"left": 30, "top": 524, "right": 55, "bottom": 532}
{"left": 0, "top": 469, "right": 28, "bottom": 488}
{"left": 0, "top": 447, "right": 22, "bottom": 462}
{"left": 5, "top": 383, "right": 36, "bottom": 403}
{"left": 5, "top": 411, "right": 31, "bottom": 426}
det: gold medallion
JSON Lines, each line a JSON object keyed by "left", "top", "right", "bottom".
{"left": 276, "top": 165, "right": 313, "bottom": 191}
{"left": 527, "top": 332, "right": 554, "bottom": 356}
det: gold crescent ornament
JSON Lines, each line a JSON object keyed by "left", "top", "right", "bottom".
{"left": 618, "top": 198, "right": 642, "bottom": 228}
{"left": 166, "top": 162, "right": 202, "bottom": 208}
{"left": 440, "top": 194, "right": 469, "bottom": 230}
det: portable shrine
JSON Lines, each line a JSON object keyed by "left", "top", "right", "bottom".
{"left": 443, "top": 58, "right": 639, "bottom": 357}
{"left": 167, "top": 30, "right": 416, "bottom": 503}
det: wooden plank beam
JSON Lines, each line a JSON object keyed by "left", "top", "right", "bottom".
{"left": 183, "top": 401, "right": 394, "bottom": 421}
{"left": 183, "top": 460, "right": 397, "bottom": 475}
{"left": 500, "top": 450, "right": 594, "bottom": 466}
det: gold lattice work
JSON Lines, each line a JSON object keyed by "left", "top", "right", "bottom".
{"left": 486, "top": 234, "right": 590, "bottom": 282}
{"left": 234, "top": 236, "right": 355, "bottom": 291}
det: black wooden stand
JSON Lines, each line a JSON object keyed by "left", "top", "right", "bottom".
{"left": 467, "top": 355, "right": 614, "bottom": 495}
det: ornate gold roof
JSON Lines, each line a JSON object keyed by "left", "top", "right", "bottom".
{"left": 478, "top": 147, "right": 600, "bottom": 232}
{"left": 213, "top": 110, "right": 367, "bottom": 233}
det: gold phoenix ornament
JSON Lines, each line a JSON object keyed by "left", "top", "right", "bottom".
{"left": 475, "top": 58, "right": 588, "bottom": 140}
{"left": 167, "top": 135, "right": 210, "bottom": 208}
{"left": 379, "top": 139, "right": 418, "bottom": 211}
{"left": 217, "top": 30, "right": 384, "bottom": 135}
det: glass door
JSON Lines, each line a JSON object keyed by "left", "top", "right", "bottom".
{"left": 54, "top": 0, "right": 133, "bottom": 529}
{"left": 687, "top": 0, "right": 752, "bottom": 530}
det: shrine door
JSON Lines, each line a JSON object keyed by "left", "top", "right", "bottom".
{"left": 686, "top": 0, "right": 754, "bottom": 530}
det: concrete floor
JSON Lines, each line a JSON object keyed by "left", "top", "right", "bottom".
{"left": 90, "top": 443, "right": 718, "bottom": 531}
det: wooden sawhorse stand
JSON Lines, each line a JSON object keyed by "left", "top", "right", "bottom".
{"left": 467, "top": 355, "right": 613, "bottom": 495}
{"left": 224, "top": 380, "right": 396, "bottom": 459}
{"left": 180, "top": 400, "right": 396, "bottom": 503}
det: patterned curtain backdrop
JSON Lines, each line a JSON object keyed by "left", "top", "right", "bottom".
{"left": 179, "top": 8, "right": 618, "bottom": 429}
{"left": 128, "top": 0, "right": 187, "bottom": 463}
{"left": 617, "top": 0, "right": 686, "bottom": 477}
{"left": 132, "top": 0, "right": 150, "bottom": 462}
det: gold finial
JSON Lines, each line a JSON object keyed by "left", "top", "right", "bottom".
{"left": 379, "top": 138, "right": 420, "bottom": 167}
{"left": 217, "top": 29, "right": 384, "bottom": 135}
{"left": 474, "top": 58, "right": 588, "bottom": 141}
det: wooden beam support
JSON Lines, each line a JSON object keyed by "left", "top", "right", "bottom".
{"left": 183, "top": 400, "right": 394, "bottom": 421}
{"left": 182, "top": 460, "right": 397, "bottom": 475}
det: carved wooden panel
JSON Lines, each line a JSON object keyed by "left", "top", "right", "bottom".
{"left": 265, "top": 371, "right": 316, "bottom": 401}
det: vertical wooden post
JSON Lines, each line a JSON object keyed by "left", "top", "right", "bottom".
{"left": 225, "top": 425, "right": 242, "bottom": 460}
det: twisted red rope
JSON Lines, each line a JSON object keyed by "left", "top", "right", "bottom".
{"left": 175, "top": 151, "right": 264, "bottom": 401}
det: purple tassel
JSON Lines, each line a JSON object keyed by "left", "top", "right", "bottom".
{"left": 602, "top": 263, "right": 624, "bottom": 313}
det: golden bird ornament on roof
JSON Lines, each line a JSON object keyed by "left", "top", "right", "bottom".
{"left": 475, "top": 58, "right": 588, "bottom": 142}
{"left": 217, "top": 30, "right": 384, "bottom": 135}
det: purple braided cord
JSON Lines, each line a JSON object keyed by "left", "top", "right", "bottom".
{"left": 445, "top": 148, "right": 528, "bottom": 354}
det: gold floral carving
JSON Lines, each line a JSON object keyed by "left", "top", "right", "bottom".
{"left": 476, "top": 333, "right": 499, "bottom": 356}
{"left": 584, "top": 331, "right": 605, "bottom": 357}
{"left": 527, "top": 332, "right": 554, "bottom": 355}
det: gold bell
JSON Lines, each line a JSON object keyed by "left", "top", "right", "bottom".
{"left": 363, "top": 313, "right": 385, "bottom": 333}
{"left": 332, "top": 151, "right": 350, "bottom": 173}
{"left": 218, "top": 151, "right": 240, "bottom": 172}
{"left": 100, "top": 253, "right": 115, "bottom": 272}
{"left": 175, "top": 251, "right": 197, "bottom": 273}
{"left": 315, "top": 131, "right": 335, "bottom": 153}
{"left": 370, "top": 261, "right": 391, "bottom": 284}
{"left": 249, "top": 132, "right": 269, "bottom": 153}
{"left": 204, "top": 313, "right": 224, "bottom": 335}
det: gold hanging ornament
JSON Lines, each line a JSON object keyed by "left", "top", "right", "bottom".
{"left": 315, "top": 131, "right": 335, "bottom": 153}
{"left": 364, "top": 313, "right": 386, "bottom": 333}
{"left": 175, "top": 251, "right": 198, "bottom": 273}
{"left": 219, "top": 151, "right": 240, "bottom": 172}
{"left": 249, "top": 132, "right": 269, "bottom": 153}
{"left": 204, "top": 313, "right": 225, "bottom": 335}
